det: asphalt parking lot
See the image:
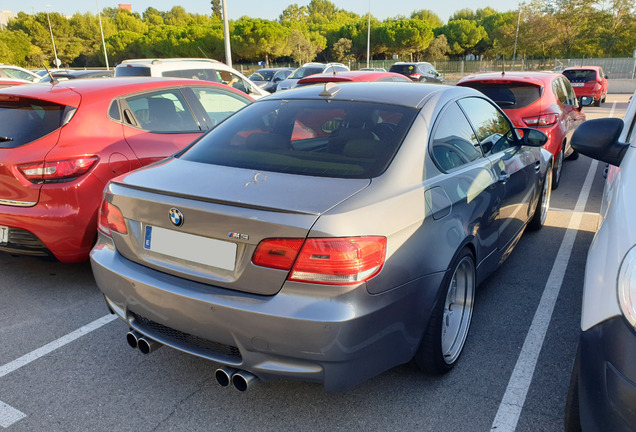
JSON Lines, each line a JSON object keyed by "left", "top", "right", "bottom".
{"left": 0, "top": 94, "right": 632, "bottom": 432}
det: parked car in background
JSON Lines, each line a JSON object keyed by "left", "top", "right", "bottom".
{"left": 38, "top": 69, "right": 114, "bottom": 82}
{"left": 296, "top": 70, "right": 411, "bottom": 86}
{"left": 248, "top": 67, "right": 294, "bottom": 93}
{"left": 0, "top": 77, "right": 252, "bottom": 263}
{"left": 115, "top": 58, "right": 269, "bottom": 98}
{"left": 275, "top": 62, "right": 349, "bottom": 91}
{"left": 0, "top": 78, "right": 31, "bottom": 88}
{"left": 389, "top": 62, "right": 444, "bottom": 84}
{"left": 457, "top": 71, "right": 587, "bottom": 189}
{"left": 564, "top": 93, "right": 636, "bottom": 432}
{"left": 562, "top": 66, "right": 609, "bottom": 107}
{"left": 360, "top": 67, "right": 387, "bottom": 72}
{"left": 34, "top": 68, "right": 72, "bottom": 78}
{"left": 90, "top": 82, "right": 553, "bottom": 392}
{"left": 0, "top": 64, "right": 41, "bottom": 82}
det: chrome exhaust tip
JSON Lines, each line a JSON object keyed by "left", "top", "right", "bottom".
{"left": 232, "top": 370, "right": 258, "bottom": 392}
{"left": 214, "top": 367, "right": 237, "bottom": 387}
{"left": 137, "top": 336, "right": 162, "bottom": 354}
{"left": 126, "top": 330, "right": 141, "bottom": 349}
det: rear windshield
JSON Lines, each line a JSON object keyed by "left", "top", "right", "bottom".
{"left": 460, "top": 82, "right": 542, "bottom": 109}
{"left": 249, "top": 70, "right": 275, "bottom": 81}
{"left": 114, "top": 66, "right": 152, "bottom": 77}
{"left": 389, "top": 65, "right": 417, "bottom": 74}
{"left": 562, "top": 69, "right": 597, "bottom": 82}
{"left": 180, "top": 99, "right": 417, "bottom": 179}
{"left": 162, "top": 69, "right": 221, "bottom": 82}
{"left": 0, "top": 98, "right": 66, "bottom": 148}
{"left": 288, "top": 67, "right": 325, "bottom": 80}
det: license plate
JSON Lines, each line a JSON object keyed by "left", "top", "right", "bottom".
{"left": 571, "top": 83, "right": 584, "bottom": 87}
{"left": 0, "top": 226, "right": 7, "bottom": 244}
{"left": 143, "top": 225, "right": 236, "bottom": 270}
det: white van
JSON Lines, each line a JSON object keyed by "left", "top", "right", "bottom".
{"left": 115, "top": 58, "right": 269, "bottom": 99}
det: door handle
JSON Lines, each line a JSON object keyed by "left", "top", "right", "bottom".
{"left": 535, "top": 161, "right": 541, "bottom": 172}
{"left": 498, "top": 171, "right": 510, "bottom": 183}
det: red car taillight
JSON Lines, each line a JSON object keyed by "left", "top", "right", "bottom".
{"left": 98, "top": 200, "right": 128, "bottom": 236}
{"left": 252, "top": 237, "right": 387, "bottom": 285}
{"left": 409, "top": 73, "right": 422, "bottom": 80}
{"left": 18, "top": 156, "right": 98, "bottom": 183}
{"left": 522, "top": 114, "right": 559, "bottom": 127}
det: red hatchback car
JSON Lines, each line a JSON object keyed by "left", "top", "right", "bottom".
{"left": 0, "top": 77, "right": 251, "bottom": 262}
{"left": 457, "top": 71, "right": 586, "bottom": 189}
{"left": 562, "top": 66, "right": 609, "bottom": 107}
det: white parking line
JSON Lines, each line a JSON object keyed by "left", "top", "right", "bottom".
{"left": 0, "top": 314, "right": 117, "bottom": 428}
{"left": 490, "top": 159, "right": 599, "bottom": 432}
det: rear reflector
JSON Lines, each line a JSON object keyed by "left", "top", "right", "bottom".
{"left": 18, "top": 156, "right": 98, "bottom": 183}
{"left": 98, "top": 200, "right": 128, "bottom": 236}
{"left": 253, "top": 237, "right": 386, "bottom": 285}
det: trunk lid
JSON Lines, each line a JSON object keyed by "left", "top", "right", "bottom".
{"left": 106, "top": 158, "right": 371, "bottom": 295}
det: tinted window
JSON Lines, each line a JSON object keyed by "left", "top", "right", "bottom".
{"left": 431, "top": 102, "right": 482, "bottom": 171}
{"left": 162, "top": 69, "right": 221, "bottom": 83}
{"left": 458, "top": 97, "right": 515, "bottom": 155}
{"left": 115, "top": 66, "right": 152, "bottom": 77}
{"left": 249, "top": 70, "right": 275, "bottom": 81}
{"left": 123, "top": 89, "right": 199, "bottom": 133}
{"left": 0, "top": 98, "right": 66, "bottom": 148}
{"left": 180, "top": 99, "right": 417, "bottom": 179}
{"left": 562, "top": 69, "right": 597, "bottom": 82}
{"left": 462, "top": 82, "right": 541, "bottom": 109}
{"left": 289, "top": 67, "right": 325, "bottom": 79}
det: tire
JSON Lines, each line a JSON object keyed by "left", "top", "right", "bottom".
{"left": 594, "top": 98, "right": 601, "bottom": 107}
{"left": 564, "top": 346, "right": 582, "bottom": 432}
{"left": 529, "top": 163, "right": 552, "bottom": 230}
{"left": 568, "top": 149, "right": 579, "bottom": 160}
{"left": 601, "top": 94, "right": 607, "bottom": 103}
{"left": 552, "top": 145, "right": 564, "bottom": 190}
{"left": 415, "top": 248, "right": 475, "bottom": 374}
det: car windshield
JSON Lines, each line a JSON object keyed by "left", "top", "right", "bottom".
{"left": 249, "top": 70, "right": 275, "bottom": 81}
{"left": 562, "top": 69, "right": 597, "bottom": 82}
{"left": 461, "top": 82, "right": 542, "bottom": 109}
{"left": 288, "top": 67, "right": 325, "bottom": 80}
{"left": 0, "top": 98, "right": 67, "bottom": 148}
{"left": 180, "top": 99, "right": 418, "bottom": 179}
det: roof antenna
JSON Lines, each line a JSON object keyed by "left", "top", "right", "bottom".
{"left": 501, "top": 59, "right": 506, "bottom": 77}
{"left": 43, "top": 63, "right": 59, "bottom": 85}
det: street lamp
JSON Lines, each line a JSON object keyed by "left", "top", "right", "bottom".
{"left": 46, "top": 5, "right": 60, "bottom": 67}
{"left": 222, "top": 0, "right": 232, "bottom": 67}
{"left": 512, "top": 6, "right": 521, "bottom": 69}
{"left": 366, "top": 0, "right": 371, "bottom": 69}
{"left": 96, "top": 0, "right": 109, "bottom": 69}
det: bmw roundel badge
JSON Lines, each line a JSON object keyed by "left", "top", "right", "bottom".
{"left": 169, "top": 208, "right": 184, "bottom": 227}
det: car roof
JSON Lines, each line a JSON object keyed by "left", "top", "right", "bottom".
{"left": 0, "top": 77, "right": 246, "bottom": 105}
{"left": 297, "top": 71, "right": 409, "bottom": 83}
{"left": 562, "top": 66, "right": 601, "bottom": 71}
{"left": 261, "top": 81, "right": 478, "bottom": 109}
{"left": 457, "top": 71, "right": 560, "bottom": 87}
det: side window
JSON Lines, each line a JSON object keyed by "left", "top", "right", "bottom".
{"left": 108, "top": 100, "right": 121, "bottom": 121}
{"left": 123, "top": 89, "right": 200, "bottom": 133}
{"left": 431, "top": 102, "right": 483, "bottom": 172}
{"left": 335, "top": 65, "right": 348, "bottom": 72}
{"left": 457, "top": 97, "right": 515, "bottom": 155}
{"left": 217, "top": 70, "right": 249, "bottom": 94}
{"left": 552, "top": 78, "right": 568, "bottom": 105}
{"left": 561, "top": 78, "right": 577, "bottom": 105}
{"left": 189, "top": 87, "right": 250, "bottom": 127}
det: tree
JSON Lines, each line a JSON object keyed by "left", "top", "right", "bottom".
{"left": 423, "top": 34, "right": 450, "bottom": 60}
{"left": 410, "top": 10, "right": 443, "bottom": 29}
{"left": 439, "top": 19, "right": 488, "bottom": 57}
{"left": 232, "top": 18, "right": 291, "bottom": 64}
{"left": 332, "top": 37, "right": 354, "bottom": 61}
{"left": 210, "top": 0, "right": 222, "bottom": 20}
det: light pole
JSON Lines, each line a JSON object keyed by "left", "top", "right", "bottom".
{"left": 366, "top": 0, "right": 371, "bottom": 69}
{"left": 96, "top": 0, "right": 109, "bottom": 69}
{"left": 222, "top": 0, "right": 232, "bottom": 67}
{"left": 46, "top": 5, "right": 60, "bottom": 67}
{"left": 512, "top": 6, "right": 521, "bottom": 70}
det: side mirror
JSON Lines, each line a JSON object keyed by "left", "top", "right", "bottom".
{"left": 579, "top": 96, "right": 594, "bottom": 107}
{"left": 273, "top": 77, "right": 282, "bottom": 82}
{"left": 571, "top": 118, "right": 627, "bottom": 166}
{"left": 516, "top": 128, "right": 548, "bottom": 147}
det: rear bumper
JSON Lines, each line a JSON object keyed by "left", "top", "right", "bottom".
{"left": 90, "top": 236, "right": 444, "bottom": 391}
{"left": 0, "top": 174, "right": 105, "bottom": 262}
{"left": 578, "top": 317, "right": 636, "bottom": 431}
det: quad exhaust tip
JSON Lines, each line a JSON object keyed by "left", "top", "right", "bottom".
{"left": 215, "top": 367, "right": 258, "bottom": 391}
{"left": 126, "top": 330, "right": 162, "bottom": 354}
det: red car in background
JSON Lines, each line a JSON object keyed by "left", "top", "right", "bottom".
{"left": 562, "top": 66, "right": 609, "bottom": 107}
{"left": 457, "top": 71, "right": 587, "bottom": 189}
{"left": 0, "top": 78, "right": 31, "bottom": 88}
{"left": 296, "top": 70, "right": 412, "bottom": 86}
{"left": 0, "top": 78, "right": 251, "bottom": 262}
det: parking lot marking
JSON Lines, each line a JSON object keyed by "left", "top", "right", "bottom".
{"left": 0, "top": 401, "right": 26, "bottom": 428}
{"left": 0, "top": 314, "right": 117, "bottom": 428}
{"left": 0, "top": 314, "right": 117, "bottom": 379}
{"left": 490, "top": 159, "right": 599, "bottom": 432}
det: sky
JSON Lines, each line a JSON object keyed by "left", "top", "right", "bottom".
{"left": 4, "top": 0, "right": 519, "bottom": 24}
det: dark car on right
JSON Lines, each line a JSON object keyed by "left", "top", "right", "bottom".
{"left": 248, "top": 67, "right": 294, "bottom": 93}
{"left": 389, "top": 62, "right": 444, "bottom": 84}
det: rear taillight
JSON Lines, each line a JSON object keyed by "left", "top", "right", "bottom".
{"left": 98, "top": 200, "right": 128, "bottom": 236}
{"left": 522, "top": 114, "right": 559, "bottom": 127}
{"left": 409, "top": 73, "right": 422, "bottom": 80}
{"left": 252, "top": 237, "right": 386, "bottom": 285}
{"left": 18, "top": 156, "right": 98, "bottom": 183}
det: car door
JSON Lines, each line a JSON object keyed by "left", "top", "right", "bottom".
{"left": 121, "top": 88, "right": 204, "bottom": 166}
{"left": 458, "top": 97, "right": 539, "bottom": 252}
{"left": 555, "top": 77, "right": 585, "bottom": 144}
